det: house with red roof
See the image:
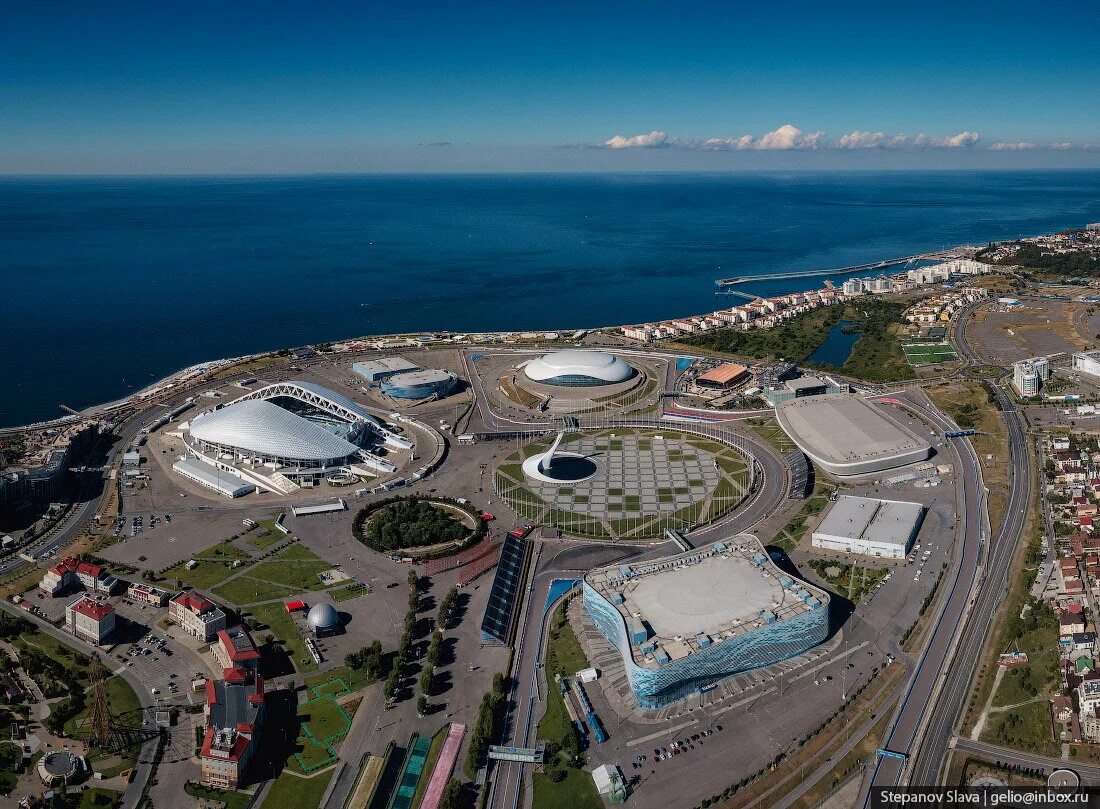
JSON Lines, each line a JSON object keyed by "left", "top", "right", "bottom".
{"left": 212, "top": 627, "right": 261, "bottom": 672}
{"left": 200, "top": 667, "right": 266, "bottom": 790}
{"left": 169, "top": 591, "right": 227, "bottom": 641}
{"left": 65, "top": 594, "right": 116, "bottom": 646}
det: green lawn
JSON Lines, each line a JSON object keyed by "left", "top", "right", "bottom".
{"left": 299, "top": 697, "right": 351, "bottom": 744}
{"left": 304, "top": 665, "right": 373, "bottom": 693}
{"left": 214, "top": 576, "right": 299, "bottom": 606}
{"left": 185, "top": 783, "right": 252, "bottom": 809}
{"left": 249, "top": 558, "right": 332, "bottom": 591}
{"left": 250, "top": 515, "right": 288, "bottom": 549}
{"left": 260, "top": 768, "right": 334, "bottom": 809}
{"left": 197, "top": 541, "right": 252, "bottom": 562}
{"left": 981, "top": 699, "right": 1058, "bottom": 756}
{"left": 329, "top": 582, "right": 370, "bottom": 602}
{"left": 161, "top": 558, "right": 240, "bottom": 590}
{"left": 537, "top": 599, "right": 591, "bottom": 752}
{"left": 77, "top": 788, "right": 123, "bottom": 809}
{"left": 248, "top": 602, "right": 317, "bottom": 673}
{"left": 532, "top": 769, "right": 603, "bottom": 809}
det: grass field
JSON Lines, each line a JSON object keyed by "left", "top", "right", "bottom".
{"left": 980, "top": 699, "right": 1057, "bottom": 756}
{"left": 260, "top": 768, "right": 334, "bottom": 809}
{"left": 185, "top": 783, "right": 252, "bottom": 809}
{"left": 161, "top": 557, "right": 240, "bottom": 590}
{"left": 300, "top": 697, "right": 352, "bottom": 744}
{"left": 249, "top": 602, "right": 317, "bottom": 673}
{"left": 532, "top": 768, "right": 603, "bottom": 809}
{"left": 903, "top": 342, "right": 960, "bottom": 366}
{"left": 249, "top": 514, "right": 288, "bottom": 549}
{"left": 533, "top": 599, "right": 601, "bottom": 809}
{"left": 213, "top": 576, "right": 299, "bottom": 606}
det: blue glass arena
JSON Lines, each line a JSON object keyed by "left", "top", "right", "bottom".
{"left": 583, "top": 537, "right": 831, "bottom": 708}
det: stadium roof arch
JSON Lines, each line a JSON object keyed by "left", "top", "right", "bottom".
{"left": 235, "top": 381, "right": 382, "bottom": 427}
{"left": 189, "top": 400, "right": 361, "bottom": 463}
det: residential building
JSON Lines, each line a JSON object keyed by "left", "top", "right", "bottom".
{"left": 127, "top": 582, "right": 170, "bottom": 607}
{"left": 169, "top": 591, "right": 227, "bottom": 641}
{"left": 39, "top": 557, "right": 119, "bottom": 597}
{"left": 65, "top": 595, "right": 116, "bottom": 646}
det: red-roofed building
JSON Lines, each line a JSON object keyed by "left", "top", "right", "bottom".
{"left": 65, "top": 594, "right": 116, "bottom": 646}
{"left": 212, "top": 627, "right": 261, "bottom": 672}
{"left": 284, "top": 600, "right": 306, "bottom": 613}
{"left": 40, "top": 557, "right": 119, "bottom": 597}
{"left": 169, "top": 591, "right": 227, "bottom": 641}
{"left": 200, "top": 667, "right": 266, "bottom": 789}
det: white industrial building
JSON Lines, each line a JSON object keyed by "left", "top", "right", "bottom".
{"left": 811, "top": 495, "right": 924, "bottom": 559}
{"left": 1073, "top": 350, "right": 1100, "bottom": 380}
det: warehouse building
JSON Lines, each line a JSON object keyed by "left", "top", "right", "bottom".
{"left": 811, "top": 495, "right": 924, "bottom": 560}
{"left": 352, "top": 356, "right": 420, "bottom": 382}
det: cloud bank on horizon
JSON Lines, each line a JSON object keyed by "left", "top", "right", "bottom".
{"left": 597, "top": 125, "right": 1091, "bottom": 152}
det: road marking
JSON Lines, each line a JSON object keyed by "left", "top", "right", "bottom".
{"left": 626, "top": 718, "right": 699, "bottom": 747}
{"left": 790, "top": 640, "right": 870, "bottom": 682}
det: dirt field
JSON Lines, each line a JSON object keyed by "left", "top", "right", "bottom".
{"left": 967, "top": 299, "right": 1094, "bottom": 365}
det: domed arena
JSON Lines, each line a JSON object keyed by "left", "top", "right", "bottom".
{"left": 522, "top": 350, "right": 635, "bottom": 387}
{"left": 307, "top": 602, "right": 340, "bottom": 636}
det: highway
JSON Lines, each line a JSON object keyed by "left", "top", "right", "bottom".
{"left": 859, "top": 298, "right": 1033, "bottom": 798}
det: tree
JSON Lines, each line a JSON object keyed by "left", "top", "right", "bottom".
{"left": 416, "top": 694, "right": 428, "bottom": 716}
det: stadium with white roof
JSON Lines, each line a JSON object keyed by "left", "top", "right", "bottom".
{"left": 175, "top": 381, "right": 412, "bottom": 496}
{"left": 522, "top": 350, "right": 635, "bottom": 387}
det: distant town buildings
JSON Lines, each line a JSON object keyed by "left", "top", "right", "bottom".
{"left": 903, "top": 287, "right": 988, "bottom": 325}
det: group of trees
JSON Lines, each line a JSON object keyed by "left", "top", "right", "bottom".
{"left": 465, "top": 673, "right": 508, "bottom": 779}
{"left": 437, "top": 586, "right": 458, "bottom": 629}
{"left": 386, "top": 571, "right": 421, "bottom": 702}
{"left": 998, "top": 243, "right": 1100, "bottom": 276}
{"left": 345, "top": 640, "right": 388, "bottom": 682}
{"left": 355, "top": 497, "right": 470, "bottom": 552}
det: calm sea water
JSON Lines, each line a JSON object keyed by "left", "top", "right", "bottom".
{"left": 2, "top": 171, "right": 1099, "bottom": 427}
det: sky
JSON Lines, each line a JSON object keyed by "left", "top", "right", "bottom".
{"left": 2, "top": 1, "right": 1099, "bottom": 173}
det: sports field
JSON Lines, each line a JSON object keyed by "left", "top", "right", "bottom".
{"left": 902, "top": 342, "right": 960, "bottom": 366}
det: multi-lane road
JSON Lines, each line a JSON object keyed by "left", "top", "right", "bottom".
{"left": 859, "top": 299, "right": 1033, "bottom": 799}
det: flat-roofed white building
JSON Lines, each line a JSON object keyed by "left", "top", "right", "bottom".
{"left": 812, "top": 495, "right": 925, "bottom": 559}
{"left": 1074, "top": 350, "right": 1100, "bottom": 380}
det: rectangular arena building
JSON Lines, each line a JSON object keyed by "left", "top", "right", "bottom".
{"left": 811, "top": 495, "right": 924, "bottom": 560}
{"left": 774, "top": 392, "right": 932, "bottom": 477}
{"left": 583, "top": 536, "right": 830, "bottom": 708}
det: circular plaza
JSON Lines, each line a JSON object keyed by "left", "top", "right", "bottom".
{"left": 494, "top": 427, "right": 752, "bottom": 540}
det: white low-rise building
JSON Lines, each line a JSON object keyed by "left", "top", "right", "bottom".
{"left": 65, "top": 595, "right": 116, "bottom": 646}
{"left": 812, "top": 496, "right": 925, "bottom": 560}
{"left": 169, "top": 591, "right": 227, "bottom": 641}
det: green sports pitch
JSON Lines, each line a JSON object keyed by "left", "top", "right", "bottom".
{"left": 902, "top": 342, "right": 960, "bottom": 366}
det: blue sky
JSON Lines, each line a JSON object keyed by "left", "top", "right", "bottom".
{"left": 3, "top": 1, "right": 1099, "bottom": 172}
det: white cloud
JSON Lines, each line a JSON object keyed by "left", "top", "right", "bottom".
{"left": 603, "top": 131, "right": 671, "bottom": 149}
{"left": 1050, "top": 142, "right": 1073, "bottom": 150}
{"left": 989, "top": 141, "right": 1038, "bottom": 151}
{"left": 914, "top": 131, "right": 981, "bottom": 148}
{"left": 700, "top": 135, "right": 756, "bottom": 151}
{"left": 835, "top": 130, "right": 910, "bottom": 149}
{"left": 754, "top": 124, "right": 821, "bottom": 150}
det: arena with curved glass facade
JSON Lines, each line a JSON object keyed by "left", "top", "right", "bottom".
{"left": 381, "top": 369, "right": 458, "bottom": 400}
{"left": 522, "top": 350, "right": 635, "bottom": 387}
{"left": 583, "top": 537, "right": 830, "bottom": 708}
